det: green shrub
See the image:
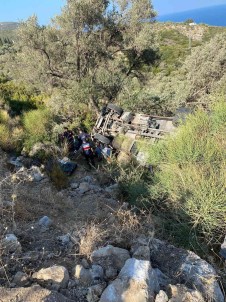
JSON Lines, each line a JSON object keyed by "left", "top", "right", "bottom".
{"left": 0, "top": 124, "right": 23, "bottom": 151}
{"left": 117, "top": 163, "right": 150, "bottom": 207}
{"left": 0, "top": 109, "right": 10, "bottom": 124}
{"left": 0, "top": 124, "right": 12, "bottom": 150}
{"left": 211, "top": 100, "right": 226, "bottom": 133}
{"left": 0, "top": 80, "right": 46, "bottom": 115}
{"left": 23, "top": 109, "right": 53, "bottom": 150}
{"left": 147, "top": 102, "right": 226, "bottom": 247}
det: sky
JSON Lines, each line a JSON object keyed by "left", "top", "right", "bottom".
{"left": 0, "top": 0, "right": 66, "bottom": 24}
{"left": 153, "top": 0, "right": 226, "bottom": 15}
{"left": 0, "top": 0, "right": 226, "bottom": 24}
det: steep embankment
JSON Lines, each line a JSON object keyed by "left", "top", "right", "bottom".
{"left": 0, "top": 149, "right": 225, "bottom": 302}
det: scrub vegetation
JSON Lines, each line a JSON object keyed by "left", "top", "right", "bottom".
{"left": 0, "top": 0, "right": 225, "bottom": 259}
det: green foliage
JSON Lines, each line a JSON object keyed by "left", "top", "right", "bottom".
{"left": 158, "top": 29, "right": 201, "bottom": 72}
{"left": 6, "top": 1, "right": 158, "bottom": 113}
{"left": 114, "top": 162, "right": 150, "bottom": 207}
{"left": 0, "top": 106, "right": 25, "bottom": 152}
{"left": 0, "top": 124, "right": 12, "bottom": 151}
{"left": 81, "top": 111, "right": 96, "bottom": 133}
{"left": 211, "top": 99, "right": 226, "bottom": 133}
{"left": 0, "top": 122, "right": 24, "bottom": 152}
{"left": 0, "top": 23, "right": 18, "bottom": 54}
{"left": 23, "top": 109, "right": 53, "bottom": 150}
{"left": 202, "top": 26, "right": 226, "bottom": 42}
{"left": 0, "top": 109, "right": 10, "bottom": 124}
{"left": 182, "top": 33, "right": 226, "bottom": 103}
{"left": 0, "top": 80, "right": 45, "bottom": 115}
{"left": 147, "top": 102, "right": 226, "bottom": 247}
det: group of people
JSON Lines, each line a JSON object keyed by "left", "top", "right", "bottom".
{"left": 60, "top": 127, "right": 111, "bottom": 168}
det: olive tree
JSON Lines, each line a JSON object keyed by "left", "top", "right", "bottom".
{"left": 7, "top": 0, "right": 158, "bottom": 115}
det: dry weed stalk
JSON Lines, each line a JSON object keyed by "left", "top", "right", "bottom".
{"left": 78, "top": 222, "right": 108, "bottom": 258}
{"left": 0, "top": 167, "right": 34, "bottom": 285}
{"left": 109, "top": 206, "right": 155, "bottom": 245}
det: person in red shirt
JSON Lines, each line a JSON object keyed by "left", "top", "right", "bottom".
{"left": 81, "top": 139, "right": 95, "bottom": 168}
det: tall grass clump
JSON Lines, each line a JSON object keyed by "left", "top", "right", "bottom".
{"left": 0, "top": 109, "right": 24, "bottom": 152}
{"left": 117, "top": 164, "right": 150, "bottom": 207}
{"left": 23, "top": 109, "right": 53, "bottom": 150}
{"left": 147, "top": 101, "right": 226, "bottom": 248}
{"left": 103, "top": 155, "right": 150, "bottom": 207}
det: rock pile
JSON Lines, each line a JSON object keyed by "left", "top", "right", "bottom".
{"left": 3, "top": 239, "right": 223, "bottom": 302}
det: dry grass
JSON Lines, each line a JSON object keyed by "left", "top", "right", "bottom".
{"left": 109, "top": 206, "right": 155, "bottom": 247}
{"left": 78, "top": 222, "right": 108, "bottom": 258}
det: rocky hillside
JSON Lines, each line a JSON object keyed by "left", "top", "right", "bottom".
{"left": 0, "top": 149, "right": 225, "bottom": 302}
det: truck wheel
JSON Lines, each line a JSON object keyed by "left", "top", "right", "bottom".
{"left": 107, "top": 103, "right": 123, "bottom": 115}
{"left": 94, "top": 133, "right": 111, "bottom": 145}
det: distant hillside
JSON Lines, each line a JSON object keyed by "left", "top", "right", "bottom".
{"left": 153, "top": 22, "right": 226, "bottom": 73}
{"left": 0, "top": 22, "right": 19, "bottom": 31}
{"left": 0, "top": 22, "right": 19, "bottom": 42}
{"left": 157, "top": 4, "right": 226, "bottom": 27}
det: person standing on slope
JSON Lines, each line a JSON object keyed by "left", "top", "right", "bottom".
{"left": 81, "top": 139, "right": 95, "bottom": 168}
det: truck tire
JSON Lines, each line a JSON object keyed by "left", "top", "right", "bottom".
{"left": 107, "top": 103, "right": 123, "bottom": 115}
{"left": 94, "top": 133, "right": 111, "bottom": 145}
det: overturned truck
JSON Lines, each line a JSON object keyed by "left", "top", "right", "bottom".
{"left": 92, "top": 103, "right": 176, "bottom": 164}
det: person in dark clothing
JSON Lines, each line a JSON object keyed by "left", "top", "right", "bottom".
{"left": 95, "top": 141, "right": 104, "bottom": 161}
{"left": 77, "top": 129, "right": 90, "bottom": 149}
{"left": 78, "top": 129, "right": 90, "bottom": 141}
{"left": 81, "top": 139, "right": 95, "bottom": 168}
{"left": 61, "top": 127, "right": 74, "bottom": 151}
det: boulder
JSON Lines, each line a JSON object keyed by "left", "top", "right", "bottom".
{"left": 82, "top": 176, "right": 94, "bottom": 184}
{"left": 153, "top": 269, "right": 171, "bottom": 290}
{"left": 73, "top": 264, "right": 104, "bottom": 286}
{"left": 79, "top": 182, "right": 90, "bottom": 194}
{"left": 29, "top": 166, "right": 45, "bottom": 182}
{"left": 105, "top": 266, "right": 118, "bottom": 280}
{"left": 149, "top": 239, "right": 224, "bottom": 302}
{"left": 13, "top": 271, "right": 30, "bottom": 287}
{"left": 8, "top": 157, "right": 23, "bottom": 168}
{"left": 100, "top": 258, "right": 159, "bottom": 302}
{"left": 32, "top": 265, "right": 69, "bottom": 290}
{"left": 70, "top": 182, "right": 79, "bottom": 189}
{"left": 57, "top": 234, "right": 71, "bottom": 246}
{"left": 38, "top": 216, "right": 52, "bottom": 229}
{"left": 1, "top": 234, "right": 22, "bottom": 254}
{"left": 87, "top": 282, "right": 107, "bottom": 302}
{"left": 81, "top": 258, "right": 90, "bottom": 269}
{"left": 155, "top": 290, "right": 169, "bottom": 302}
{"left": 0, "top": 284, "right": 73, "bottom": 302}
{"left": 167, "top": 284, "right": 204, "bottom": 302}
{"left": 89, "top": 184, "right": 102, "bottom": 192}
{"left": 74, "top": 264, "right": 93, "bottom": 286}
{"left": 105, "top": 184, "right": 119, "bottom": 197}
{"left": 91, "top": 245, "right": 130, "bottom": 271}
{"left": 132, "top": 245, "right": 150, "bottom": 261}
{"left": 91, "top": 264, "right": 104, "bottom": 283}
{"left": 67, "top": 279, "right": 77, "bottom": 289}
